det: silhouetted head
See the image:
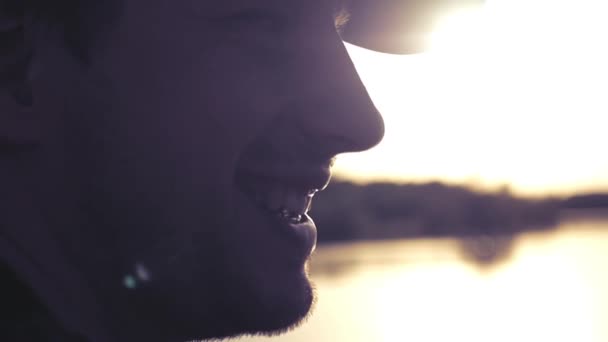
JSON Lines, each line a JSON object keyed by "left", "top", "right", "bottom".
{"left": 0, "top": 0, "right": 383, "bottom": 341}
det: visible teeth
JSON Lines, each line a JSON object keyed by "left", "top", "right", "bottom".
{"left": 279, "top": 208, "right": 290, "bottom": 219}
{"left": 251, "top": 183, "right": 319, "bottom": 222}
{"left": 278, "top": 208, "right": 302, "bottom": 223}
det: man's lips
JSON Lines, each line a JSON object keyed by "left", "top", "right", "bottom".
{"left": 234, "top": 157, "right": 333, "bottom": 213}
{"left": 233, "top": 160, "right": 333, "bottom": 260}
{"left": 234, "top": 168, "right": 329, "bottom": 223}
{"left": 234, "top": 185, "right": 319, "bottom": 266}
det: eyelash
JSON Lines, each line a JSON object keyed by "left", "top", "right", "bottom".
{"left": 334, "top": 8, "right": 351, "bottom": 33}
{"left": 222, "top": 6, "right": 349, "bottom": 36}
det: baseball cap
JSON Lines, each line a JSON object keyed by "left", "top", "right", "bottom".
{"left": 340, "top": 0, "right": 484, "bottom": 54}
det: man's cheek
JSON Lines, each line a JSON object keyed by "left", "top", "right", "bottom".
{"left": 208, "top": 54, "right": 288, "bottom": 131}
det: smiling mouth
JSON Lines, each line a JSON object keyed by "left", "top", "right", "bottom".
{"left": 233, "top": 145, "right": 333, "bottom": 260}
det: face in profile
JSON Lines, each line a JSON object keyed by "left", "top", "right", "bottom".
{"left": 4, "top": 0, "right": 384, "bottom": 340}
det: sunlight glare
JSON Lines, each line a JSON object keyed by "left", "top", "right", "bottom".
{"left": 369, "top": 235, "right": 597, "bottom": 342}
{"left": 427, "top": 7, "right": 486, "bottom": 54}
{"left": 340, "top": 0, "right": 608, "bottom": 196}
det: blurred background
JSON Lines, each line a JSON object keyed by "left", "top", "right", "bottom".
{"left": 238, "top": 0, "right": 608, "bottom": 340}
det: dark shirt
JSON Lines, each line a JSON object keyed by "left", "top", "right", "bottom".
{"left": 0, "top": 263, "right": 86, "bottom": 342}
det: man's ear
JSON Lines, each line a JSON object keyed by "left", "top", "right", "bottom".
{"left": 0, "top": 3, "right": 41, "bottom": 146}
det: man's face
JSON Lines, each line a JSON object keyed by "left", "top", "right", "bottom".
{"left": 40, "top": 0, "right": 383, "bottom": 340}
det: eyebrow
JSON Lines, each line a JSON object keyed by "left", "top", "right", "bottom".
{"left": 333, "top": 0, "right": 351, "bottom": 32}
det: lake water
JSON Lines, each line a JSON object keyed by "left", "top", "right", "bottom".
{"left": 237, "top": 210, "right": 608, "bottom": 342}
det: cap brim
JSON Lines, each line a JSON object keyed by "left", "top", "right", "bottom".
{"left": 340, "top": 0, "right": 484, "bottom": 55}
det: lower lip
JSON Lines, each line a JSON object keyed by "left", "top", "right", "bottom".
{"left": 234, "top": 188, "right": 318, "bottom": 265}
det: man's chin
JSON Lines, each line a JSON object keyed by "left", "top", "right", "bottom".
{"left": 137, "top": 273, "right": 316, "bottom": 342}
{"left": 226, "top": 273, "right": 317, "bottom": 339}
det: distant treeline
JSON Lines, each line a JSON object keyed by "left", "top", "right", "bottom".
{"left": 313, "top": 181, "right": 572, "bottom": 243}
{"left": 562, "top": 193, "right": 608, "bottom": 209}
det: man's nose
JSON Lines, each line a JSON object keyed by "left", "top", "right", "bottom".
{"left": 280, "top": 31, "right": 385, "bottom": 159}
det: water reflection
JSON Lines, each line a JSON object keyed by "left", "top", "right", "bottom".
{"left": 458, "top": 234, "right": 515, "bottom": 266}
{"left": 313, "top": 233, "right": 517, "bottom": 277}
{"left": 237, "top": 210, "right": 608, "bottom": 342}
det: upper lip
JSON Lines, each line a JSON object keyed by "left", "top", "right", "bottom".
{"left": 234, "top": 160, "right": 333, "bottom": 192}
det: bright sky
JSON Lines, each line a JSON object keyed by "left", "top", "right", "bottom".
{"left": 337, "top": 0, "right": 608, "bottom": 196}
